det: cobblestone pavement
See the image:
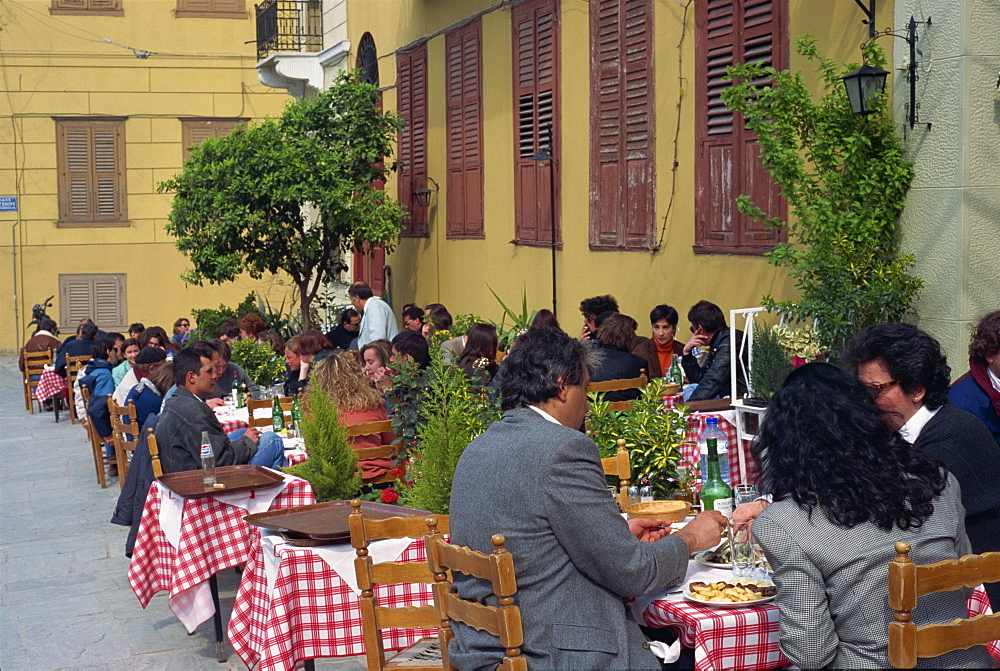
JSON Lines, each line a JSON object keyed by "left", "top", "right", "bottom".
{"left": 0, "top": 357, "right": 364, "bottom": 670}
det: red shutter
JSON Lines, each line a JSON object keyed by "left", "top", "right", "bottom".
{"left": 512, "top": 0, "right": 559, "bottom": 246}
{"left": 397, "top": 45, "right": 427, "bottom": 236}
{"left": 446, "top": 20, "right": 483, "bottom": 239}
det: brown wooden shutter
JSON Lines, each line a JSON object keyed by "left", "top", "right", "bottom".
{"left": 59, "top": 274, "right": 127, "bottom": 329}
{"left": 590, "top": 0, "right": 654, "bottom": 250}
{"left": 56, "top": 118, "right": 126, "bottom": 225}
{"left": 88, "top": 0, "right": 121, "bottom": 8}
{"left": 512, "top": 0, "right": 559, "bottom": 246}
{"left": 445, "top": 20, "right": 483, "bottom": 239}
{"left": 397, "top": 45, "right": 428, "bottom": 236}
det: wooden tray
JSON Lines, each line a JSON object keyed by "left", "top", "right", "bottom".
{"left": 158, "top": 464, "right": 286, "bottom": 499}
{"left": 245, "top": 500, "right": 431, "bottom": 542}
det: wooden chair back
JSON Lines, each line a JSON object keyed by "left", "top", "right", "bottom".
{"left": 427, "top": 534, "right": 526, "bottom": 671}
{"left": 146, "top": 428, "right": 163, "bottom": 478}
{"left": 66, "top": 354, "right": 92, "bottom": 424}
{"left": 107, "top": 397, "right": 140, "bottom": 490}
{"left": 81, "top": 386, "right": 114, "bottom": 488}
{"left": 247, "top": 396, "right": 293, "bottom": 429}
{"left": 349, "top": 499, "right": 449, "bottom": 670}
{"left": 888, "top": 540, "right": 1000, "bottom": 668}
{"left": 600, "top": 439, "right": 631, "bottom": 511}
{"left": 587, "top": 369, "right": 648, "bottom": 394}
{"left": 347, "top": 420, "right": 403, "bottom": 486}
{"left": 23, "top": 349, "right": 54, "bottom": 414}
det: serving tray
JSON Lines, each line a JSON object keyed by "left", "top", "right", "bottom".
{"left": 158, "top": 464, "right": 285, "bottom": 499}
{"left": 245, "top": 500, "right": 431, "bottom": 542}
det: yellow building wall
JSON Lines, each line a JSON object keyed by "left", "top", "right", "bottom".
{"left": 349, "top": 0, "right": 894, "bottom": 334}
{"left": 0, "top": 1, "right": 293, "bottom": 352}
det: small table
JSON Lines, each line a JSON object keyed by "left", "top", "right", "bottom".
{"left": 639, "top": 565, "right": 999, "bottom": 671}
{"left": 229, "top": 532, "right": 437, "bottom": 670}
{"left": 128, "top": 473, "right": 315, "bottom": 656}
{"left": 34, "top": 367, "right": 67, "bottom": 422}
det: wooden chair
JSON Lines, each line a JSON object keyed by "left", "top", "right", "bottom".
{"left": 427, "top": 534, "right": 526, "bottom": 671}
{"left": 22, "top": 349, "right": 54, "bottom": 414}
{"left": 607, "top": 399, "right": 635, "bottom": 412}
{"left": 146, "top": 427, "right": 163, "bottom": 478}
{"left": 587, "top": 369, "right": 648, "bottom": 395}
{"left": 601, "top": 438, "right": 631, "bottom": 511}
{"left": 65, "top": 354, "right": 92, "bottom": 425}
{"left": 347, "top": 419, "right": 403, "bottom": 486}
{"left": 107, "top": 397, "right": 140, "bottom": 490}
{"left": 81, "top": 386, "right": 116, "bottom": 488}
{"left": 247, "top": 396, "right": 293, "bottom": 429}
{"left": 888, "top": 540, "right": 1000, "bottom": 668}
{"left": 349, "top": 499, "right": 449, "bottom": 670}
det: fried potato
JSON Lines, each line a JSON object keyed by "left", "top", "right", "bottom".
{"left": 687, "top": 578, "right": 776, "bottom": 603}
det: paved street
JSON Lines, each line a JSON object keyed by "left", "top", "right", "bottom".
{"left": 0, "top": 356, "right": 364, "bottom": 670}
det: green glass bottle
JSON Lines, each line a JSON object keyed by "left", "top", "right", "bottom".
{"left": 700, "top": 437, "right": 733, "bottom": 516}
{"left": 271, "top": 395, "right": 284, "bottom": 432}
{"left": 668, "top": 355, "right": 684, "bottom": 387}
{"left": 291, "top": 395, "right": 303, "bottom": 429}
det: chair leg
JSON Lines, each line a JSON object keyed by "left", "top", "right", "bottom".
{"left": 89, "top": 425, "right": 107, "bottom": 489}
{"left": 114, "top": 440, "right": 128, "bottom": 491}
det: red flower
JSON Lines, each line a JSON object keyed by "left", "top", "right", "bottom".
{"left": 380, "top": 487, "right": 399, "bottom": 504}
{"left": 791, "top": 356, "right": 806, "bottom": 368}
{"left": 389, "top": 468, "right": 404, "bottom": 478}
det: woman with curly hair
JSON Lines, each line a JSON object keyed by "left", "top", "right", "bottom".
{"left": 750, "top": 362, "right": 990, "bottom": 669}
{"left": 309, "top": 351, "right": 395, "bottom": 480}
{"left": 455, "top": 323, "right": 499, "bottom": 385}
{"left": 842, "top": 322, "right": 1000, "bottom": 610}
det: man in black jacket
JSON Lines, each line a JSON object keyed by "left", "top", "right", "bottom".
{"left": 680, "top": 300, "right": 748, "bottom": 401}
{"left": 155, "top": 349, "right": 284, "bottom": 473}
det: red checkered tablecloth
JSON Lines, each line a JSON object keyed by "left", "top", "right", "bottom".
{"left": 34, "top": 368, "right": 67, "bottom": 403}
{"left": 669, "top": 407, "right": 756, "bottom": 487}
{"left": 642, "top": 584, "right": 998, "bottom": 671}
{"left": 228, "top": 534, "right": 438, "bottom": 670}
{"left": 127, "top": 474, "right": 314, "bottom": 632}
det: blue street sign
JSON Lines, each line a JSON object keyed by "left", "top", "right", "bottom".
{"left": 0, "top": 197, "right": 17, "bottom": 212}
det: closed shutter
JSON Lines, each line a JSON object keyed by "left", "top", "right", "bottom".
{"left": 589, "top": 0, "right": 654, "bottom": 250}
{"left": 512, "top": 0, "right": 559, "bottom": 246}
{"left": 52, "top": 0, "right": 123, "bottom": 12}
{"left": 88, "top": 0, "right": 121, "bottom": 8}
{"left": 397, "top": 45, "right": 428, "bottom": 236}
{"left": 59, "top": 274, "right": 127, "bottom": 330}
{"left": 181, "top": 118, "right": 245, "bottom": 160}
{"left": 446, "top": 19, "right": 483, "bottom": 239}
{"left": 56, "top": 118, "right": 127, "bottom": 226}
{"left": 176, "top": 0, "right": 245, "bottom": 16}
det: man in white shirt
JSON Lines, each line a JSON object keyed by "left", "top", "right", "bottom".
{"left": 349, "top": 282, "right": 398, "bottom": 349}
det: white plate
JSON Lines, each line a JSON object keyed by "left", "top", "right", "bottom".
{"left": 684, "top": 580, "right": 776, "bottom": 608}
{"left": 694, "top": 550, "right": 731, "bottom": 569}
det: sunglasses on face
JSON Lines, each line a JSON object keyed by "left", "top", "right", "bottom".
{"left": 863, "top": 379, "right": 899, "bottom": 397}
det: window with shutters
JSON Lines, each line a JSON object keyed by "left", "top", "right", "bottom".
{"left": 175, "top": 0, "right": 245, "bottom": 19}
{"left": 59, "top": 274, "right": 128, "bottom": 331}
{"left": 50, "top": 0, "right": 123, "bottom": 16}
{"left": 589, "top": 0, "right": 654, "bottom": 251}
{"left": 695, "top": 0, "right": 787, "bottom": 254}
{"left": 512, "top": 0, "right": 560, "bottom": 247}
{"left": 55, "top": 118, "right": 128, "bottom": 227}
{"left": 180, "top": 118, "right": 247, "bottom": 161}
{"left": 446, "top": 19, "right": 484, "bottom": 240}
{"left": 397, "top": 45, "right": 429, "bottom": 237}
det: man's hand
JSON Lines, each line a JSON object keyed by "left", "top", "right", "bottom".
{"left": 673, "top": 511, "right": 727, "bottom": 554}
{"left": 732, "top": 499, "right": 770, "bottom": 532}
{"left": 205, "top": 397, "right": 226, "bottom": 408}
{"left": 579, "top": 324, "right": 591, "bottom": 341}
{"left": 683, "top": 332, "right": 710, "bottom": 356}
{"left": 243, "top": 426, "right": 261, "bottom": 445}
{"left": 628, "top": 518, "right": 670, "bottom": 543}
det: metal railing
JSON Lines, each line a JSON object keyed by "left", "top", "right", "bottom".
{"left": 255, "top": 0, "right": 323, "bottom": 60}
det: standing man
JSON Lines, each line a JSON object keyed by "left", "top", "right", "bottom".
{"left": 155, "top": 349, "right": 284, "bottom": 474}
{"left": 449, "top": 327, "right": 727, "bottom": 668}
{"left": 680, "top": 300, "right": 747, "bottom": 401}
{"left": 349, "top": 282, "right": 398, "bottom": 349}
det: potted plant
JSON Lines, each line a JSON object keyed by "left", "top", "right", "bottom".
{"left": 230, "top": 337, "right": 286, "bottom": 388}
{"left": 284, "top": 388, "right": 361, "bottom": 502}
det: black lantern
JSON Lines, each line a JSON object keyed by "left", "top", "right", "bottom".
{"left": 412, "top": 176, "right": 439, "bottom": 208}
{"left": 841, "top": 64, "right": 889, "bottom": 115}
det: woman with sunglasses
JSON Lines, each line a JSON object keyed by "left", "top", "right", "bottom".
{"left": 843, "top": 322, "right": 1000, "bottom": 611}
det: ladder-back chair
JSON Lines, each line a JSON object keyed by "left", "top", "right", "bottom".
{"left": 22, "top": 349, "right": 54, "bottom": 414}
{"left": 600, "top": 438, "right": 632, "bottom": 511}
{"left": 587, "top": 369, "right": 648, "bottom": 396}
{"left": 145, "top": 427, "right": 163, "bottom": 478}
{"left": 107, "top": 397, "right": 140, "bottom": 490}
{"left": 247, "top": 396, "right": 293, "bottom": 430}
{"left": 65, "top": 354, "right": 92, "bottom": 425}
{"left": 81, "top": 386, "right": 116, "bottom": 488}
{"left": 347, "top": 419, "right": 402, "bottom": 486}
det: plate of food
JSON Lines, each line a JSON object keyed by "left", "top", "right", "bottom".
{"left": 684, "top": 578, "right": 777, "bottom": 608}
{"left": 694, "top": 544, "right": 732, "bottom": 569}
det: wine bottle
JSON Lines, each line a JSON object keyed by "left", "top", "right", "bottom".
{"left": 700, "top": 436, "right": 733, "bottom": 516}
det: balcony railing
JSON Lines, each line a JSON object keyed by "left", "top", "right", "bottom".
{"left": 255, "top": 0, "right": 323, "bottom": 60}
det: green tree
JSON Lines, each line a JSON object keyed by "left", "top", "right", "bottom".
{"left": 722, "top": 38, "right": 922, "bottom": 358}
{"left": 159, "top": 71, "right": 405, "bottom": 330}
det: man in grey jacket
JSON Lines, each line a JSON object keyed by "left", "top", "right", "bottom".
{"left": 449, "top": 327, "right": 727, "bottom": 669}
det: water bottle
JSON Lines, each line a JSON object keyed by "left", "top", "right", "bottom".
{"left": 698, "top": 417, "right": 730, "bottom": 485}
{"left": 200, "top": 430, "right": 216, "bottom": 486}
{"left": 230, "top": 377, "right": 239, "bottom": 407}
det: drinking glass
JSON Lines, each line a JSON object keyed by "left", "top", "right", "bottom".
{"left": 627, "top": 486, "right": 641, "bottom": 508}
{"left": 639, "top": 485, "right": 653, "bottom": 503}
{"left": 731, "top": 485, "right": 759, "bottom": 577}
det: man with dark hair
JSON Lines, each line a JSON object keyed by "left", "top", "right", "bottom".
{"left": 209, "top": 339, "right": 258, "bottom": 400}
{"left": 56, "top": 321, "right": 100, "bottom": 377}
{"left": 632, "top": 304, "right": 684, "bottom": 379}
{"left": 350, "top": 282, "right": 398, "bottom": 349}
{"left": 325, "top": 308, "right": 362, "bottom": 350}
{"left": 391, "top": 331, "right": 430, "bottom": 369}
{"left": 578, "top": 294, "right": 619, "bottom": 341}
{"left": 680, "top": 300, "right": 747, "bottom": 401}
{"left": 401, "top": 306, "right": 425, "bottom": 333}
{"left": 951, "top": 310, "right": 1000, "bottom": 450}
{"left": 155, "top": 349, "right": 284, "bottom": 474}
{"left": 217, "top": 319, "right": 241, "bottom": 345}
{"left": 448, "top": 327, "right": 727, "bottom": 668}
{"left": 128, "top": 323, "right": 145, "bottom": 340}
{"left": 19, "top": 317, "right": 61, "bottom": 372}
